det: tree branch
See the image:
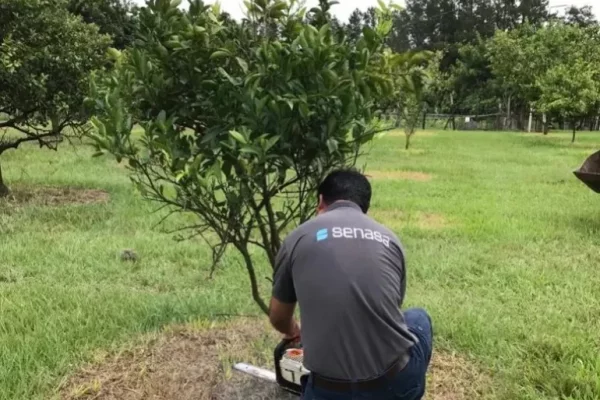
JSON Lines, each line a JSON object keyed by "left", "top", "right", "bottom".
{"left": 0, "top": 132, "right": 59, "bottom": 155}
{"left": 234, "top": 241, "right": 269, "bottom": 315}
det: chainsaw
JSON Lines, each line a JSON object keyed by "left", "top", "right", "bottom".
{"left": 234, "top": 338, "right": 310, "bottom": 396}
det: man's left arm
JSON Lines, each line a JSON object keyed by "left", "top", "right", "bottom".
{"left": 270, "top": 242, "right": 301, "bottom": 340}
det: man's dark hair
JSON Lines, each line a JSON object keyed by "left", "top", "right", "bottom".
{"left": 318, "top": 169, "right": 372, "bottom": 213}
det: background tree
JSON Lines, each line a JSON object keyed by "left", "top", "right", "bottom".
{"left": 88, "top": 0, "right": 397, "bottom": 313}
{"left": 67, "top": 0, "right": 140, "bottom": 49}
{"left": 536, "top": 60, "right": 600, "bottom": 143}
{"left": 0, "top": 0, "right": 111, "bottom": 196}
{"left": 387, "top": 51, "right": 433, "bottom": 149}
{"left": 561, "top": 6, "right": 597, "bottom": 27}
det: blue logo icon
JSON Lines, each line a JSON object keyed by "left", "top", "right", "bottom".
{"left": 316, "top": 229, "right": 328, "bottom": 242}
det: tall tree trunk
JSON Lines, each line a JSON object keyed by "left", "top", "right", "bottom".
{"left": 0, "top": 161, "right": 9, "bottom": 198}
{"left": 422, "top": 110, "right": 427, "bottom": 130}
{"left": 506, "top": 94, "right": 512, "bottom": 130}
{"left": 572, "top": 126, "right": 577, "bottom": 143}
{"left": 542, "top": 113, "right": 548, "bottom": 135}
{"left": 405, "top": 133, "right": 412, "bottom": 150}
{"left": 450, "top": 93, "right": 456, "bottom": 130}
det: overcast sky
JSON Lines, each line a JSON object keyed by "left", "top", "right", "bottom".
{"left": 133, "top": 0, "right": 597, "bottom": 21}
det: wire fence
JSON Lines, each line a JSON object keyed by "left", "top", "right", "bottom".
{"left": 381, "top": 111, "right": 600, "bottom": 133}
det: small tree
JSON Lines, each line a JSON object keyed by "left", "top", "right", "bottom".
{"left": 536, "top": 60, "right": 600, "bottom": 143}
{"left": 88, "top": 0, "right": 396, "bottom": 313}
{"left": 0, "top": 0, "right": 111, "bottom": 196}
{"left": 387, "top": 51, "right": 432, "bottom": 149}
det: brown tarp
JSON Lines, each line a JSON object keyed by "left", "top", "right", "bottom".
{"left": 574, "top": 150, "right": 600, "bottom": 193}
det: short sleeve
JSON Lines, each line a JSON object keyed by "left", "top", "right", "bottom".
{"left": 272, "top": 242, "right": 297, "bottom": 304}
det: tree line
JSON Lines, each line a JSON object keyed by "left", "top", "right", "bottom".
{"left": 337, "top": 0, "right": 600, "bottom": 141}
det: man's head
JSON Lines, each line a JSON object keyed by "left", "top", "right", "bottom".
{"left": 317, "top": 169, "right": 372, "bottom": 214}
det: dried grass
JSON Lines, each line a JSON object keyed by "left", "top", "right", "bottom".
{"left": 60, "top": 319, "right": 489, "bottom": 400}
{"left": 367, "top": 171, "right": 433, "bottom": 182}
{"left": 0, "top": 185, "right": 109, "bottom": 207}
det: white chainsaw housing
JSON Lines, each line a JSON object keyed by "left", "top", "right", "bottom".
{"left": 279, "top": 349, "right": 311, "bottom": 386}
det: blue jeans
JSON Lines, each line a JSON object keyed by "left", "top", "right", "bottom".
{"left": 301, "top": 308, "right": 433, "bottom": 400}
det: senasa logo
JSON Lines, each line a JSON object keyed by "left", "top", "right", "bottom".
{"left": 315, "top": 227, "right": 391, "bottom": 247}
{"left": 316, "top": 229, "right": 329, "bottom": 242}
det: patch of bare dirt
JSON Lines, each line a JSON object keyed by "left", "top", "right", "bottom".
{"left": 367, "top": 171, "right": 433, "bottom": 182}
{"left": 417, "top": 213, "right": 448, "bottom": 230}
{"left": 387, "top": 130, "right": 438, "bottom": 137}
{"left": 426, "top": 351, "right": 491, "bottom": 400}
{"left": 60, "top": 318, "right": 489, "bottom": 400}
{"left": 0, "top": 186, "right": 109, "bottom": 207}
{"left": 371, "top": 210, "right": 450, "bottom": 230}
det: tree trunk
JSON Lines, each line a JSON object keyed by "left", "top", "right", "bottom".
{"left": 0, "top": 161, "right": 9, "bottom": 198}
{"left": 450, "top": 93, "right": 456, "bottom": 130}
{"left": 506, "top": 94, "right": 512, "bottom": 130}
{"left": 405, "top": 133, "right": 412, "bottom": 150}
{"left": 237, "top": 243, "right": 269, "bottom": 315}
{"left": 542, "top": 113, "right": 548, "bottom": 135}
{"left": 422, "top": 110, "right": 427, "bottom": 130}
{"left": 572, "top": 127, "right": 577, "bottom": 143}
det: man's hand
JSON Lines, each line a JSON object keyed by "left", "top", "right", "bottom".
{"left": 269, "top": 297, "right": 300, "bottom": 340}
{"left": 283, "top": 320, "right": 301, "bottom": 343}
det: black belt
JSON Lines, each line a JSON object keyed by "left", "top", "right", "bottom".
{"left": 312, "top": 356, "right": 408, "bottom": 392}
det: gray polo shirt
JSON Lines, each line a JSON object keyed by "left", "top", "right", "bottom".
{"left": 272, "top": 201, "right": 417, "bottom": 381}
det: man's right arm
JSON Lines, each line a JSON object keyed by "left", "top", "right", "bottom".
{"left": 269, "top": 242, "right": 300, "bottom": 339}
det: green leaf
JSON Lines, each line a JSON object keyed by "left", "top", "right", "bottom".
{"left": 327, "top": 116, "right": 337, "bottom": 134}
{"left": 326, "top": 138, "right": 338, "bottom": 153}
{"left": 265, "top": 136, "right": 280, "bottom": 150}
{"left": 240, "top": 147, "right": 261, "bottom": 156}
{"left": 229, "top": 130, "right": 247, "bottom": 144}
{"left": 363, "top": 27, "right": 378, "bottom": 45}
{"left": 218, "top": 67, "right": 239, "bottom": 85}
{"left": 211, "top": 50, "right": 231, "bottom": 59}
{"left": 299, "top": 103, "right": 309, "bottom": 118}
{"left": 236, "top": 57, "right": 248, "bottom": 74}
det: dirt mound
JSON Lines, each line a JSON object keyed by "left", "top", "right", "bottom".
{"left": 60, "top": 318, "right": 488, "bottom": 400}
{"left": 371, "top": 210, "right": 450, "bottom": 230}
{"left": 367, "top": 171, "right": 433, "bottom": 182}
{"left": 417, "top": 213, "right": 448, "bottom": 230}
{"left": 0, "top": 185, "right": 109, "bottom": 207}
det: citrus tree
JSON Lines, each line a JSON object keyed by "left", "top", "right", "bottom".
{"left": 88, "top": 0, "right": 397, "bottom": 313}
{"left": 0, "top": 0, "right": 111, "bottom": 196}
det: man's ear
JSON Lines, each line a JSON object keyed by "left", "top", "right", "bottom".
{"left": 317, "top": 194, "right": 327, "bottom": 215}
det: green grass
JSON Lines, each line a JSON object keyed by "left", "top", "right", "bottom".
{"left": 1, "top": 130, "right": 600, "bottom": 400}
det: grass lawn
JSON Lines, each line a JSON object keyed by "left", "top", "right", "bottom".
{"left": 1, "top": 129, "right": 599, "bottom": 400}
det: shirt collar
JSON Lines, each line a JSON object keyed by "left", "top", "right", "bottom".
{"left": 325, "top": 200, "right": 362, "bottom": 213}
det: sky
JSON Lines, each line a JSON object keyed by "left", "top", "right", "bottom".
{"left": 134, "top": 0, "right": 598, "bottom": 21}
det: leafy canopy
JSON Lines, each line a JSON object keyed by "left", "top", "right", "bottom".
{"left": 89, "top": 0, "right": 398, "bottom": 312}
